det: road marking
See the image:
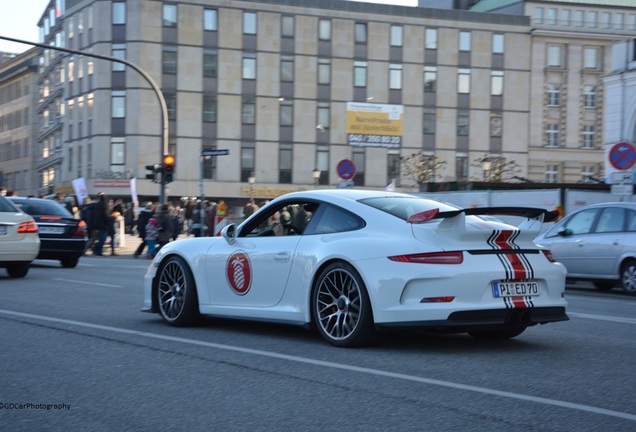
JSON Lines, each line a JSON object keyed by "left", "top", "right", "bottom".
{"left": 0, "top": 309, "right": 635, "bottom": 422}
{"left": 568, "top": 312, "right": 636, "bottom": 325}
{"left": 52, "top": 278, "right": 124, "bottom": 288}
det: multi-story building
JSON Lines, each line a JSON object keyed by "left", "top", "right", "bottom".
{"left": 0, "top": 47, "right": 39, "bottom": 196}
{"left": 26, "top": 0, "right": 636, "bottom": 206}
{"left": 33, "top": 0, "right": 533, "bottom": 204}
{"left": 470, "top": 0, "right": 636, "bottom": 183}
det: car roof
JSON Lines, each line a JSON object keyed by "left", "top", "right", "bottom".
{"left": 272, "top": 189, "right": 416, "bottom": 203}
{"left": 577, "top": 202, "right": 636, "bottom": 210}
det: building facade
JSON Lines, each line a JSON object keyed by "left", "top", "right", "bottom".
{"left": 0, "top": 48, "right": 40, "bottom": 196}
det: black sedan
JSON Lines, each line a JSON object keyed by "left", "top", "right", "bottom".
{"left": 9, "top": 197, "right": 88, "bottom": 268}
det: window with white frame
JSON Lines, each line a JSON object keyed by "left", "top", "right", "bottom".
{"left": 390, "top": 25, "right": 403, "bottom": 47}
{"left": 424, "top": 66, "right": 437, "bottom": 92}
{"left": 162, "top": 46, "right": 177, "bottom": 74}
{"left": 458, "top": 68, "right": 470, "bottom": 94}
{"left": 490, "top": 113, "right": 502, "bottom": 137}
{"left": 581, "top": 166, "right": 596, "bottom": 182}
{"left": 457, "top": 110, "right": 469, "bottom": 136}
{"left": 561, "top": 9, "right": 570, "bottom": 26}
{"left": 547, "top": 8, "right": 557, "bottom": 25}
{"left": 459, "top": 31, "right": 471, "bottom": 51}
{"left": 456, "top": 154, "right": 468, "bottom": 180}
{"left": 318, "top": 59, "right": 330, "bottom": 85}
{"left": 242, "top": 98, "right": 255, "bottom": 124}
{"left": 423, "top": 108, "right": 435, "bottom": 134}
{"left": 547, "top": 45, "right": 562, "bottom": 67}
{"left": 319, "top": 19, "right": 331, "bottom": 41}
{"left": 586, "top": 11, "right": 597, "bottom": 28}
{"left": 584, "top": 85, "right": 597, "bottom": 108}
{"left": 317, "top": 103, "right": 330, "bottom": 129}
{"left": 279, "top": 143, "right": 292, "bottom": 183}
{"left": 583, "top": 47, "right": 599, "bottom": 69}
{"left": 111, "top": 91, "right": 125, "bottom": 118}
{"left": 491, "top": 71, "right": 503, "bottom": 96}
{"left": 203, "top": 95, "right": 216, "bottom": 122}
{"left": 242, "top": 53, "right": 256, "bottom": 79}
{"left": 243, "top": 12, "right": 257, "bottom": 34}
{"left": 574, "top": 10, "right": 584, "bottom": 27}
{"left": 615, "top": 13, "right": 624, "bottom": 30}
{"left": 547, "top": 84, "right": 561, "bottom": 106}
{"left": 281, "top": 56, "right": 293, "bottom": 82}
{"left": 112, "top": 44, "right": 126, "bottom": 71}
{"left": 628, "top": 14, "right": 636, "bottom": 31}
{"left": 112, "top": 2, "right": 126, "bottom": 25}
{"left": 110, "top": 137, "right": 125, "bottom": 173}
{"left": 425, "top": 28, "right": 437, "bottom": 49}
{"left": 545, "top": 164, "right": 559, "bottom": 183}
{"left": 203, "top": 49, "right": 217, "bottom": 77}
{"left": 280, "top": 101, "right": 293, "bottom": 127}
{"left": 355, "top": 23, "right": 367, "bottom": 44}
{"left": 282, "top": 16, "right": 294, "bottom": 37}
{"left": 389, "top": 64, "right": 402, "bottom": 90}
{"left": 163, "top": 4, "right": 177, "bottom": 27}
{"left": 354, "top": 61, "right": 367, "bottom": 87}
{"left": 492, "top": 34, "right": 504, "bottom": 54}
{"left": 546, "top": 124, "right": 560, "bottom": 147}
{"left": 534, "top": 7, "right": 543, "bottom": 24}
{"left": 204, "top": 9, "right": 217, "bottom": 31}
{"left": 600, "top": 12, "right": 610, "bottom": 28}
{"left": 582, "top": 125, "right": 595, "bottom": 148}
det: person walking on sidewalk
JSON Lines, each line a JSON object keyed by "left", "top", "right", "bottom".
{"left": 145, "top": 214, "right": 160, "bottom": 259}
{"left": 156, "top": 204, "right": 174, "bottom": 251}
{"left": 134, "top": 202, "right": 154, "bottom": 258}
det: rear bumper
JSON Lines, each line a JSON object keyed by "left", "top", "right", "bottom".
{"left": 38, "top": 238, "right": 87, "bottom": 259}
{"left": 376, "top": 307, "right": 569, "bottom": 329}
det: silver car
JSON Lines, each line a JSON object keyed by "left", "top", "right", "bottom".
{"left": 535, "top": 202, "right": 636, "bottom": 295}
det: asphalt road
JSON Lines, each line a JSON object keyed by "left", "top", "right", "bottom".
{"left": 1, "top": 254, "right": 635, "bottom": 431}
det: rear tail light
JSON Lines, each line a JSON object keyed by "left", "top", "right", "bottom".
{"left": 542, "top": 249, "right": 557, "bottom": 263}
{"left": 74, "top": 220, "right": 88, "bottom": 237}
{"left": 41, "top": 216, "right": 62, "bottom": 220}
{"left": 388, "top": 251, "right": 463, "bottom": 264}
{"left": 18, "top": 221, "right": 38, "bottom": 233}
{"left": 420, "top": 296, "right": 455, "bottom": 303}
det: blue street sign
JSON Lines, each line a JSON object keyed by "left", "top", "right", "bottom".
{"left": 201, "top": 149, "right": 229, "bottom": 157}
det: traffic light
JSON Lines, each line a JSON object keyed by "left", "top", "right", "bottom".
{"left": 163, "top": 154, "right": 175, "bottom": 183}
{"left": 145, "top": 163, "right": 162, "bottom": 182}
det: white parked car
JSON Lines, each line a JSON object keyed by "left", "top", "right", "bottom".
{"left": 0, "top": 195, "right": 40, "bottom": 278}
{"left": 143, "top": 190, "right": 568, "bottom": 347}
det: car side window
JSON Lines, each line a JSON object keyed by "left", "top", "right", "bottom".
{"left": 563, "top": 208, "right": 599, "bottom": 235}
{"left": 627, "top": 210, "right": 636, "bottom": 232}
{"left": 594, "top": 207, "right": 624, "bottom": 233}
{"left": 241, "top": 201, "right": 316, "bottom": 237}
{"left": 310, "top": 205, "right": 363, "bottom": 234}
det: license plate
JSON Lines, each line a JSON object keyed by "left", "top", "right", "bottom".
{"left": 0, "top": 226, "right": 6, "bottom": 235}
{"left": 492, "top": 281, "right": 540, "bottom": 297}
{"left": 39, "top": 226, "right": 65, "bottom": 234}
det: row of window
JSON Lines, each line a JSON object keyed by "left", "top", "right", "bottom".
{"left": 534, "top": 7, "right": 636, "bottom": 31}
{"left": 545, "top": 124, "right": 598, "bottom": 149}
{"left": 547, "top": 84, "right": 598, "bottom": 108}
{"left": 547, "top": 45, "right": 601, "bottom": 69}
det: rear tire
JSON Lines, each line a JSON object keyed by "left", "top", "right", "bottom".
{"left": 7, "top": 263, "right": 29, "bottom": 278}
{"left": 61, "top": 256, "right": 80, "bottom": 268}
{"left": 468, "top": 326, "right": 527, "bottom": 340}
{"left": 156, "top": 255, "right": 200, "bottom": 326}
{"left": 621, "top": 260, "right": 636, "bottom": 295}
{"left": 312, "top": 262, "right": 374, "bottom": 347}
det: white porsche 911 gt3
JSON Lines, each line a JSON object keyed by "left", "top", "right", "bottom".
{"left": 143, "top": 189, "right": 568, "bottom": 347}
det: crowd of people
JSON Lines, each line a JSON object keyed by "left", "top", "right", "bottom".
{"left": 1, "top": 187, "right": 271, "bottom": 257}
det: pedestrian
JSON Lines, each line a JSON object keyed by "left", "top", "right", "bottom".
{"left": 91, "top": 193, "right": 111, "bottom": 256}
{"left": 107, "top": 208, "right": 120, "bottom": 256}
{"left": 145, "top": 214, "right": 159, "bottom": 258}
{"left": 134, "top": 202, "right": 154, "bottom": 258}
{"left": 206, "top": 201, "right": 217, "bottom": 237}
{"left": 156, "top": 204, "right": 174, "bottom": 251}
{"left": 80, "top": 197, "right": 97, "bottom": 254}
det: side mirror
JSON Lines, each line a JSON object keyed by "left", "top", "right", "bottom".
{"left": 221, "top": 223, "right": 238, "bottom": 244}
{"left": 557, "top": 227, "right": 572, "bottom": 237}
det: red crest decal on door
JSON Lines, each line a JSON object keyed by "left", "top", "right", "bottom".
{"left": 226, "top": 251, "right": 252, "bottom": 295}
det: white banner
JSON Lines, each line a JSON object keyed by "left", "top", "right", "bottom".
{"left": 72, "top": 178, "right": 89, "bottom": 206}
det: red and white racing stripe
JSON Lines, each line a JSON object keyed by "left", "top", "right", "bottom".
{"left": 488, "top": 230, "right": 534, "bottom": 308}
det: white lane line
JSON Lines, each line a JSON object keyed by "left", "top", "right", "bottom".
{"left": 0, "top": 308, "right": 634, "bottom": 422}
{"left": 568, "top": 312, "right": 636, "bottom": 325}
{"left": 52, "top": 278, "right": 124, "bottom": 288}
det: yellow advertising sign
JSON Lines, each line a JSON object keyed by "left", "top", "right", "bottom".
{"left": 346, "top": 102, "right": 403, "bottom": 148}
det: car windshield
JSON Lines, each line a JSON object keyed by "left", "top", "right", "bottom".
{"left": 0, "top": 195, "right": 21, "bottom": 213}
{"left": 11, "top": 199, "right": 72, "bottom": 217}
{"left": 360, "top": 196, "right": 458, "bottom": 221}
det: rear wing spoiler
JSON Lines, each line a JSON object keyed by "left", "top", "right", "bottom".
{"left": 407, "top": 207, "right": 560, "bottom": 224}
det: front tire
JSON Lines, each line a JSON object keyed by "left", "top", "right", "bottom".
{"left": 621, "top": 260, "right": 636, "bottom": 295}
{"left": 61, "top": 256, "right": 80, "bottom": 268}
{"left": 312, "top": 262, "right": 374, "bottom": 347}
{"left": 156, "top": 256, "right": 200, "bottom": 326}
{"left": 6, "top": 263, "right": 29, "bottom": 278}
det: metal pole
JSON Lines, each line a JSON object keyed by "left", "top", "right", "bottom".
{"left": 0, "top": 35, "right": 169, "bottom": 204}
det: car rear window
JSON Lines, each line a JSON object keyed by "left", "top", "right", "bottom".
{"left": 0, "top": 195, "right": 21, "bottom": 213}
{"left": 10, "top": 199, "right": 72, "bottom": 217}
{"left": 360, "top": 196, "right": 458, "bottom": 221}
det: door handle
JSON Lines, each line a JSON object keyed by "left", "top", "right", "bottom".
{"left": 275, "top": 252, "right": 290, "bottom": 262}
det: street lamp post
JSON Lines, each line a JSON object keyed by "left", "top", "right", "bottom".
{"left": 248, "top": 172, "right": 256, "bottom": 198}
{"left": 312, "top": 168, "right": 321, "bottom": 189}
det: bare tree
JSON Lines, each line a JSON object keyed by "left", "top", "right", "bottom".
{"left": 400, "top": 152, "right": 447, "bottom": 191}
{"left": 471, "top": 154, "right": 521, "bottom": 182}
